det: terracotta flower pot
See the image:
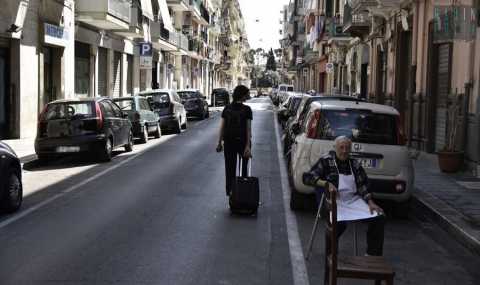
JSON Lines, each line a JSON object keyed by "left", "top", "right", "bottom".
{"left": 437, "top": 151, "right": 464, "bottom": 173}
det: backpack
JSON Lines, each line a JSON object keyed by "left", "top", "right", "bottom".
{"left": 224, "top": 107, "right": 244, "bottom": 140}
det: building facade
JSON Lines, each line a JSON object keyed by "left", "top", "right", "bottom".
{"left": 0, "top": 0, "right": 250, "bottom": 139}
{"left": 281, "top": 0, "right": 480, "bottom": 172}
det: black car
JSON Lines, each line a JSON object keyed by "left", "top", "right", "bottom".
{"left": 112, "top": 96, "right": 161, "bottom": 143}
{"left": 137, "top": 89, "right": 187, "bottom": 134}
{"left": 35, "top": 98, "right": 134, "bottom": 162}
{"left": 0, "top": 141, "right": 22, "bottom": 213}
{"left": 178, "top": 89, "right": 209, "bottom": 119}
{"left": 211, "top": 88, "right": 230, "bottom": 106}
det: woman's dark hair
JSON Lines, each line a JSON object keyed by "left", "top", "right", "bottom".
{"left": 232, "top": 85, "right": 249, "bottom": 102}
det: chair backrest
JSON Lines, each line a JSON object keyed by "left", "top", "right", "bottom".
{"left": 325, "top": 190, "right": 338, "bottom": 270}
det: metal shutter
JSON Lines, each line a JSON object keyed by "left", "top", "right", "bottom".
{"left": 97, "top": 47, "right": 107, "bottom": 97}
{"left": 126, "top": 55, "right": 133, "bottom": 96}
{"left": 112, "top": 51, "right": 122, "bottom": 97}
{"left": 434, "top": 44, "right": 451, "bottom": 151}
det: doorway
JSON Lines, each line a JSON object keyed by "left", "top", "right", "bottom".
{"left": 0, "top": 48, "right": 10, "bottom": 139}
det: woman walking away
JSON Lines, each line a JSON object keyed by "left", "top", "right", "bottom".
{"left": 216, "top": 85, "right": 252, "bottom": 196}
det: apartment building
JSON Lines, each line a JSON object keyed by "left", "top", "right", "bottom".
{"left": 281, "top": 0, "right": 480, "bottom": 171}
{"left": 0, "top": 0, "right": 250, "bottom": 139}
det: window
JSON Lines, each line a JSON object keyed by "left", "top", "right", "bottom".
{"left": 44, "top": 102, "right": 94, "bottom": 120}
{"left": 178, "top": 91, "right": 200, "bottom": 99}
{"left": 100, "top": 101, "right": 115, "bottom": 118}
{"left": 140, "top": 98, "right": 151, "bottom": 110}
{"left": 109, "top": 101, "right": 123, "bottom": 117}
{"left": 114, "top": 99, "right": 134, "bottom": 111}
{"left": 312, "top": 110, "right": 399, "bottom": 145}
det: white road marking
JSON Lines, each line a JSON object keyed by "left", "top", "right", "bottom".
{"left": 273, "top": 112, "right": 310, "bottom": 285}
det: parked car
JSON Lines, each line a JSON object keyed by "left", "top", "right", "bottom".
{"left": 138, "top": 89, "right": 187, "bottom": 134}
{"left": 277, "top": 84, "right": 294, "bottom": 105}
{"left": 211, "top": 88, "right": 231, "bottom": 106}
{"left": 0, "top": 141, "right": 22, "bottom": 213}
{"left": 250, "top": 89, "right": 258, "bottom": 98}
{"left": 177, "top": 89, "right": 209, "bottom": 119}
{"left": 112, "top": 96, "right": 160, "bottom": 143}
{"left": 35, "top": 98, "right": 134, "bottom": 162}
{"left": 278, "top": 93, "right": 304, "bottom": 129}
{"left": 288, "top": 100, "right": 413, "bottom": 211}
{"left": 283, "top": 94, "right": 366, "bottom": 158}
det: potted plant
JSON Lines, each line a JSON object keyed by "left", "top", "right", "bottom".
{"left": 437, "top": 93, "right": 464, "bottom": 173}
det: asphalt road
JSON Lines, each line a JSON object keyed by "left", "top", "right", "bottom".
{"left": 0, "top": 97, "right": 479, "bottom": 284}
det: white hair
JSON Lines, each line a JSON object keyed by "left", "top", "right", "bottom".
{"left": 334, "top": 136, "right": 352, "bottom": 146}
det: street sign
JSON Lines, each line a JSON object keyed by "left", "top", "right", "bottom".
{"left": 326, "top": 62, "right": 334, "bottom": 74}
{"left": 139, "top": 42, "right": 152, "bottom": 69}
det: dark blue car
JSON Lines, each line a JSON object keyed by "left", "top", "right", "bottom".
{"left": 0, "top": 141, "right": 22, "bottom": 213}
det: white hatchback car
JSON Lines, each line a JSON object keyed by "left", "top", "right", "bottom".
{"left": 289, "top": 100, "right": 414, "bottom": 211}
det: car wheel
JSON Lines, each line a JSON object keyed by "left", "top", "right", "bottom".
{"left": 173, "top": 118, "right": 181, "bottom": 134}
{"left": 1, "top": 169, "right": 22, "bottom": 213}
{"left": 181, "top": 117, "right": 187, "bottom": 130}
{"left": 125, "top": 130, "right": 133, "bottom": 152}
{"left": 140, "top": 125, "right": 148, "bottom": 144}
{"left": 153, "top": 122, "right": 161, "bottom": 138}
{"left": 290, "top": 188, "right": 303, "bottom": 211}
{"left": 99, "top": 138, "right": 113, "bottom": 162}
{"left": 393, "top": 198, "right": 411, "bottom": 219}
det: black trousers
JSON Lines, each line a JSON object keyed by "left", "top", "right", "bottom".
{"left": 223, "top": 139, "right": 249, "bottom": 195}
{"left": 326, "top": 215, "right": 385, "bottom": 256}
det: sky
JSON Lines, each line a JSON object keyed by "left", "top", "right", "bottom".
{"left": 238, "top": 0, "right": 290, "bottom": 52}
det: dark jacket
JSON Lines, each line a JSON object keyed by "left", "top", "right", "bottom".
{"left": 302, "top": 151, "right": 372, "bottom": 202}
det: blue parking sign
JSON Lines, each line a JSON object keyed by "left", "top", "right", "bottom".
{"left": 139, "top": 42, "right": 152, "bottom": 56}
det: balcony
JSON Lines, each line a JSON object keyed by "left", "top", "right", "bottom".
{"left": 326, "top": 17, "right": 350, "bottom": 40}
{"left": 114, "top": 4, "right": 145, "bottom": 39}
{"left": 151, "top": 23, "right": 177, "bottom": 51}
{"left": 303, "top": 46, "right": 318, "bottom": 63}
{"left": 350, "top": 0, "right": 378, "bottom": 13}
{"left": 76, "top": 0, "right": 130, "bottom": 30}
{"left": 166, "top": 0, "right": 189, "bottom": 11}
{"left": 189, "top": 0, "right": 209, "bottom": 25}
{"left": 343, "top": 3, "right": 370, "bottom": 37}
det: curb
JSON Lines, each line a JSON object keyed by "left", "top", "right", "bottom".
{"left": 411, "top": 187, "right": 480, "bottom": 256}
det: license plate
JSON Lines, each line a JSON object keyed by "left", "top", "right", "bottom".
{"left": 56, "top": 146, "right": 80, "bottom": 153}
{"left": 359, "top": 158, "right": 380, "bottom": 169}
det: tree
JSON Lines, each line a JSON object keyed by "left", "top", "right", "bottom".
{"left": 265, "top": 48, "right": 276, "bottom": 71}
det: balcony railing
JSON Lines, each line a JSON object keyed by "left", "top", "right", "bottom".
{"left": 76, "top": 0, "right": 131, "bottom": 29}
{"left": 327, "top": 17, "right": 350, "bottom": 38}
{"left": 343, "top": 3, "right": 370, "bottom": 36}
{"left": 189, "top": 0, "right": 201, "bottom": 16}
{"left": 349, "top": 0, "right": 378, "bottom": 12}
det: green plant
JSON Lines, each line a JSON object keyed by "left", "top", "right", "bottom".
{"left": 442, "top": 93, "right": 462, "bottom": 152}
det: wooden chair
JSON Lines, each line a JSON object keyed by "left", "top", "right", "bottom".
{"left": 324, "top": 191, "right": 395, "bottom": 285}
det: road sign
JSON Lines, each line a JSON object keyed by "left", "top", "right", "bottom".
{"left": 326, "top": 62, "right": 334, "bottom": 74}
{"left": 139, "top": 42, "right": 152, "bottom": 69}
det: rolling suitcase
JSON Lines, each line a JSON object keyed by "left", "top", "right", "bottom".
{"left": 229, "top": 156, "right": 259, "bottom": 215}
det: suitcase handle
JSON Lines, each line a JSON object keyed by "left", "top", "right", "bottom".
{"left": 237, "top": 155, "right": 252, "bottom": 177}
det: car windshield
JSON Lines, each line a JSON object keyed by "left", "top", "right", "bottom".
{"left": 178, "top": 92, "right": 199, "bottom": 99}
{"left": 140, "top": 93, "right": 170, "bottom": 108}
{"left": 287, "top": 86, "right": 294, "bottom": 91}
{"left": 315, "top": 110, "right": 398, "bottom": 145}
{"left": 44, "top": 102, "right": 94, "bottom": 120}
{"left": 114, "top": 99, "right": 134, "bottom": 111}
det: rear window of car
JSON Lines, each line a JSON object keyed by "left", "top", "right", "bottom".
{"left": 44, "top": 102, "right": 94, "bottom": 120}
{"left": 140, "top": 92, "right": 170, "bottom": 107}
{"left": 312, "top": 110, "right": 398, "bottom": 145}
{"left": 178, "top": 91, "right": 199, "bottom": 99}
{"left": 287, "top": 86, "right": 294, "bottom": 91}
{"left": 113, "top": 99, "right": 134, "bottom": 111}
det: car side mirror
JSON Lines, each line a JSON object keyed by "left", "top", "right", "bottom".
{"left": 291, "top": 123, "right": 301, "bottom": 135}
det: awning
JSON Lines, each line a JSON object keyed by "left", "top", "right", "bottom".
{"left": 157, "top": 0, "right": 175, "bottom": 32}
{"left": 140, "top": 0, "right": 154, "bottom": 21}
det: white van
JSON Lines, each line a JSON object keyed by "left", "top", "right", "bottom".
{"left": 277, "top": 84, "right": 294, "bottom": 104}
{"left": 289, "top": 100, "right": 414, "bottom": 212}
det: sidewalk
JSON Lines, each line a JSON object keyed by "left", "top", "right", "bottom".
{"left": 2, "top": 138, "right": 36, "bottom": 163}
{"left": 413, "top": 152, "right": 480, "bottom": 256}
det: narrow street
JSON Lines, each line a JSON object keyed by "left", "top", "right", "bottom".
{"left": 0, "top": 98, "right": 479, "bottom": 284}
